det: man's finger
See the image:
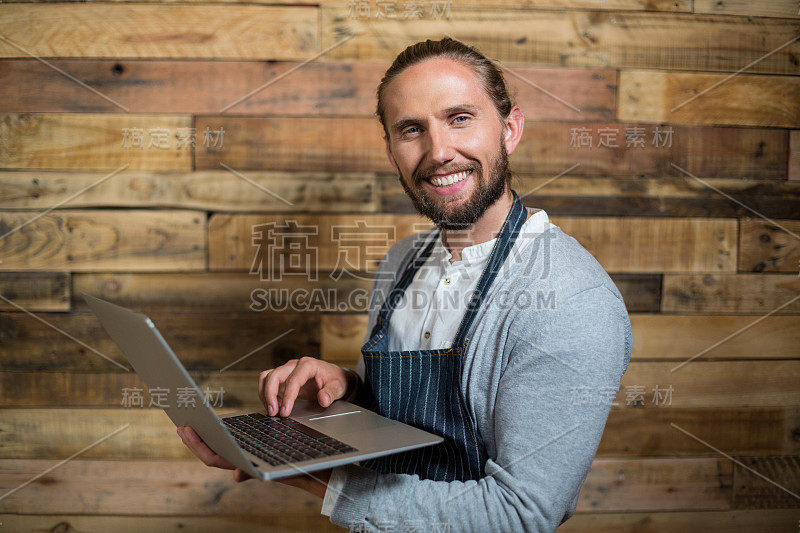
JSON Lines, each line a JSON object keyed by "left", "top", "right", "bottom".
{"left": 278, "top": 357, "right": 321, "bottom": 416}
{"left": 177, "top": 426, "right": 236, "bottom": 470}
{"left": 260, "top": 361, "right": 298, "bottom": 416}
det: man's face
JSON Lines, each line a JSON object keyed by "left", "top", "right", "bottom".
{"left": 381, "top": 58, "right": 519, "bottom": 229}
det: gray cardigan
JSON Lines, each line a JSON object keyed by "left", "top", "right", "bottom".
{"left": 330, "top": 223, "right": 632, "bottom": 532}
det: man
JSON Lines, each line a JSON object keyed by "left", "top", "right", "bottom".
{"left": 179, "top": 37, "right": 631, "bottom": 531}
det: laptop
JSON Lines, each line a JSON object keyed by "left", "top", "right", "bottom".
{"left": 85, "top": 294, "right": 442, "bottom": 480}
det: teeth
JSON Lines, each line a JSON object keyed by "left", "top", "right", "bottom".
{"left": 429, "top": 170, "right": 469, "bottom": 187}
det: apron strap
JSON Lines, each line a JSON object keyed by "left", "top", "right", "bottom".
{"left": 371, "top": 230, "right": 439, "bottom": 338}
{"left": 452, "top": 191, "right": 527, "bottom": 347}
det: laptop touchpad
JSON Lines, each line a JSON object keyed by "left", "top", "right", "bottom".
{"left": 308, "top": 410, "right": 394, "bottom": 434}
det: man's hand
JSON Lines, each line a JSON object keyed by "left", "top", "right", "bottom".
{"left": 258, "top": 357, "right": 353, "bottom": 417}
{"left": 177, "top": 426, "right": 332, "bottom": 497}
{"left": 177, "top": 426, "right": 252, "bottom": 482}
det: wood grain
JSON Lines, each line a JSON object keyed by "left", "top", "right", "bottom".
{"left": 662, "top": 274, "right": 800, "bottom": 314}
{"left": 0, "top": 60, "right": 616, "bottom": 121}
{"left": 789, "top": 130, "right": 800, "bottom": 181}
{"left": 599, "top": 407, "right": 800, "bottom": 457}
{"left": 0, "top": 458, "right": 325, "bottom": 515}
{"left": 739, "top": 219, "right": 800, "bottom": 273}
{"left": 559, "top": 509, "right": 800, "bottom": 532}
{"left": 73, "top": 273, "right": 373, "bottom": 313}
{"left": 0, "top": 5, "right": 316, "bottom": 59}
{"left": 617, "top": 361, "right": 800, "bottom": 408}
{"left": 618, "top": 71, "right": 800, "bottom": 127}
{"left": 208, "top": 213, "right": 430, "bottom": 271}
{"left": 0, "top": 457, "right": 734, "bottom": 513}
{"left": 553, "top": 217, "right": 737, "bottom": 273}
{"left": 2, "top": 0, "right": 691, "bottom": 9}
{"left": 0, "top": 210, "right": 205, "bottom": 272}
{"left": 322, "top": 9, "right": 800, "bottom": 74}
{"left": 630, "top": 314, "right": 800, "bottom": 360}
{"left": 0, "top": 272, "right": 69, "bottom": 311}
{"left": 4, "top": 407, "right": 795, "bottom": 459}
{"left": 4, "top": 361, "right": 797, "bottom": 408}
{"left": 0, "top": 514, "right": 342, "bottom": 533}
{"left": 0, "top": 114, "right": 192, "bottom": 171}
{"left": 732, "top": 456, "right": 800, "bottom": 509}
{"left": 194, "top": 116, "right": 390, "bottom": 172}
{"left": 694, "top": 0, "right": 800, "bottom": 19}
{"left": 0, "top": 311, "right": 319, "bottom": 372}
{"left": 0, "top": 170, "right": 380, "bottom": 213}
{"left": 577, "top": 457, "right": 732, "bottom": 511}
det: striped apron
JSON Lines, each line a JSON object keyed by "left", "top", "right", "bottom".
{"left": 360, "top": 192, "right": 527, "bottom": 482}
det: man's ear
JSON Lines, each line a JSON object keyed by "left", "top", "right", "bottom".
{"left": 384, "top": 136, "right": 400, "bottom": 174}
{"left": 502, "top": 107, "right": 525, "bottom": 156}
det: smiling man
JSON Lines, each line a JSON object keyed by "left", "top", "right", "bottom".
{"left": 180, "top": 38, "right": 631, "bottom": 532}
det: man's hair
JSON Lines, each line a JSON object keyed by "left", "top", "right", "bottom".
{"left": 376, "top": 37, "right": 513, "bottom": 137}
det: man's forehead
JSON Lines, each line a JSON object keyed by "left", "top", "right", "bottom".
{"left": 382, "top": 58, "right": 492, "bottom": 120}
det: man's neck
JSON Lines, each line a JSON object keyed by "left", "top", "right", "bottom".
{"left": 441, "top": 190, "right": 514, "bottom": 262}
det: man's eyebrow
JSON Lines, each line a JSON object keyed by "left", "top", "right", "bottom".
{"left": 390, "top": 104, "right": 482, "bottom": 133}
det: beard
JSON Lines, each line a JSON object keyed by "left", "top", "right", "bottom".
{"left": 399, "top": 140, "right": 511, "bottom": 230}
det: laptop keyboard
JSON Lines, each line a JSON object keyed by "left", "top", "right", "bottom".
{"left": 222, "top": 413, "right": 357, "bottom": 467}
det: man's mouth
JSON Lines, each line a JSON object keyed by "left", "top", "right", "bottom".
{"left": 426, "top": 169, "right": 472, "bottom": 188}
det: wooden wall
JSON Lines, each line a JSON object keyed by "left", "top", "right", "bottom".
{"left": 1, "top": 0, "right": 799, "bottom": 531}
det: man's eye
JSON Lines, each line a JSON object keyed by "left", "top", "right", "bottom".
{"left": 453, "top": 116, "right": 469, "bottom": 124}
{"left": 403, "top": 126, "right": 420, "bottom": 135}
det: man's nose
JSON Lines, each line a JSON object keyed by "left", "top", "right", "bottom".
{"left": 426, "top": 125, "right": 456, "bottom": 164}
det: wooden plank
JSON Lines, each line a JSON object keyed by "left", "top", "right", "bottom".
{"left": 0, "top": 311, "right": 319, "bottom": 372}
{"left": 5, "top": 407, "right": 796, "bottom": 459}
{"left": 0, "top": 457, "right": 732, "bottom": 514}
{"left": 73, "top": 273, "right": 373, "bottom": 313}
{"left": 0, "top": 114, "right": 192, "bottom": 171}
{"left": 321, "top": 313, "right": 368, "bottom": 362}
{"left": 198, "top": 117, "right": 787, "bottom": 178}
{"left": 0, "top": 458, "right": 325, "bottom": 515}
{"left": 0, "top": 210, "right": 205, "bottom": 272}
{"left": 552, "top": 217, "right": 737, "bottom": 273}
{"left": 599, "top": 407, "right": 800, "bottom": 457}
{"left": 1, "top": 0, "right": 691, "bottom": 10}
{"left": 0, "top": 170, "right": 380, "bottom": 213}
{"left": 559, "top": 509, "right": 800, "bottom": 532}
{"left": 739, "top": 219, "right": 800, "bottom": 273}
{"left": 321, "top": 9, "right": 800, "bottom": 75}
{"left": 385, "top": 174, "right": 800, "bottom": 218}
{"left": 0, "top": 371, "right": 263, "bottom": 408}
{"left": 732, "top": 456, "right": 800, "bottom": 509}
{"left": 0, "top": 272, "right": 69, "bottom": 311}
{"left": 0, "top": 60, "right": 384, "bottom": 115}
{"left": 484, "top": 66, "right": 618, "bottom": 122}
{"left": 662, "top": 274, "right": 800, "bottom": 314}
{"left": 616, "top": 361, "right": 800, "bottom": 408}
{"left": 618, "top": 71, "right": 800, "bottom": 127}
{"left": 695, "top": 0, "right": 800, "bottom": 19}
{"left": 0, "top": 515, "right": 341, "bottom": 533}
{"left": 4, "top": 361, "right": 798, "bottom": 408}
{"left": 208, "top": 213, "right": 430, "bottom": 271}
{"left": 630, "top": 314, "right": 800, "bottom": 360}
{"left": 194, "top": 116, "right": 390, "bottom": 172}
{"left": 0, "top": 60, "right": 616, "bottom": 121}
{"left": 576, "top": 457, "right": 732, "bottom": 511}
{"left": 790, "top": 130, "right": 800, "bottom": 181}
{"left": 3, "top": 511, "right": 798, "bottom": 533}
{"left": 0, "top": 5, "right": 316, "bottom": 59}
